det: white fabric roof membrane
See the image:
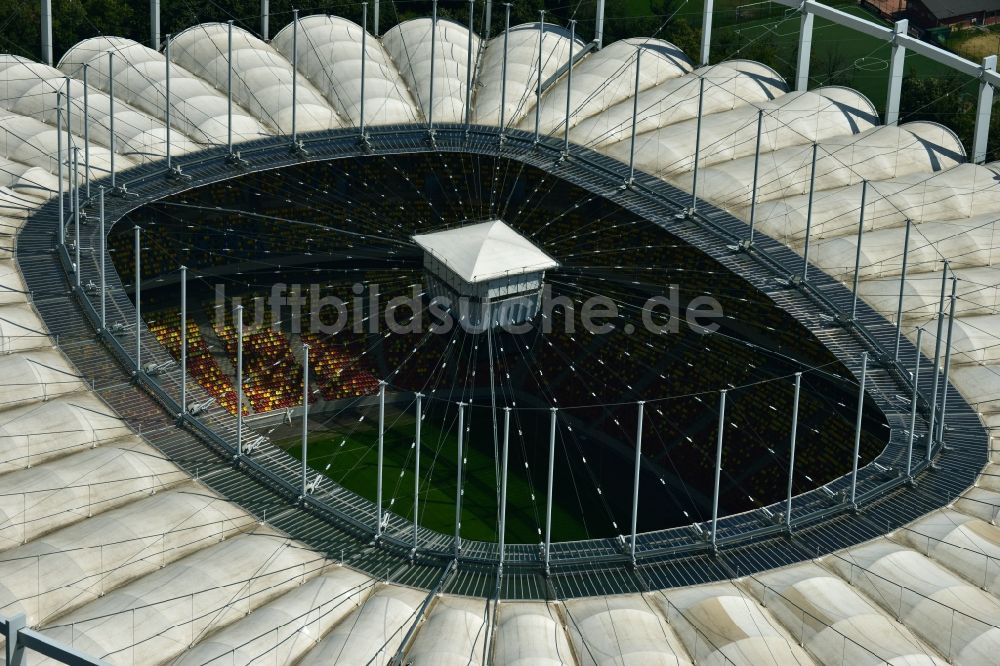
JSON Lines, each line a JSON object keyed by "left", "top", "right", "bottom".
{"left": 0, "top": 439, "right": 184, "bottom": 551}
{"left": 174, "top": 565, "right": 375, "bottom": 665}
{"left": 658, "top": 583, "right": 817, "bottom": 665}
{"left": 57, "top": 37, "right": 268, "bottom": 146}
{"left": 0, "top": 485, "right": 254, "bottom": 625}
{"left": 381, "top": 18, "right": 479, "bottom": 125}
{"left": 35, "top": 530, "right": 327, "bottom": 665}
{"left": 473, "top": 22, "right": 582, "bottom": 129}
{"left": 492, "top": 602, "right": 577, "bottom": 665}
{"left": 0, "top": 303, "right": 48, "bottom": 353}
{"left": 824, "top": 541, "right": 1000, "bottom": 665}
{"left": 404, "top": 595, "right": 489, "bottom": 666}
{"left": 0, "top": 391, "right": 130, "bottom": 474}
{"left": 272, "top": 15, "right": 420, "bottom": 127}
{"left": 896, "top": 509, "right": 1000, "bottom": 595}
{"left": 0, "top": 56, "right": 197, "bottom": 162}
{"left": 748, "top": 562, "right": 946, "bottom": 666}
{"left": 297, "top": 584, "right": 426, "bottom": 666}
{"left": 858, "top": 267, "right": 1000, "bottom": 320}
{"left": 413, "top": 219, "right": 559, "bottom": 282}
{"left": 563, "top": 595, "right": 691, "bottom": 666}
{"left": 169, "top": 23, "right": 343, "bottom": 135}
{"left": 569, "top": 59, "right": 787, "bottom": 149}
{"left": 0, "top": 347, "right": 83, "bottom": 406}
{"left": 528, "top": 37, "right": 693, "bottom": 137}
{"left": 754, "top": 162, "right": 1000, "bottom": 246}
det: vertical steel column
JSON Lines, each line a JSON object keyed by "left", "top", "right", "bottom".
{"left": 360, "top": 6, "right": 367, "bottom": 138}
{"left": 690, "top": 77, "right": 705, "bottom": 213}
{"left": 56, "top": 92, "right": 63, "bottom": 246}
{"left": 227, "top": 20, "right": 234, "bottom": 154}
{"left": 937, "top": 275, "right": 958, "bottom": 446}
{"left": 885, "top": 19, "right": 908, "bottom": 125}
{"left": 41, "top": 0, "right": 53, "bottom": 65}
{"left": 849, "top": 352, "right": 868, "bottom": 505}
{"left": 164, "top": 34, "right": 171, "bottom": 170}
{"left": 292, "top": 9, "right": 300, "bottom": 145}
{"left": 464, "top": 0, "right": 474, "bottom": 130}
{"left": 72, "top": 147, "right": 80, "bottom": 288}
{"left": 455, "top": 402, "right": 466, "bottom": 557}
{"left": 801, "top": 142, "right": 818, "bottom": 281}
{"left": 99, "top": 187, "right": 106, "bottom": 330}
{"left": 428, "top": 1, "right": 438, "bottom": 133}
{"left": 498, "top": 407, "right": 511, "bottom": 570}
{"left": 851, "top": 180, "right": 868, "bottom": 319}
{"left": 907, "top": 328, "right": 923, "bottom": 478}
{"left": 796, "top": 7, "right": 814, "bottom": 91}
{"left": 377, "top": 380, "right": 386, "bottom": 537}
{"left": 748, "top": 108, "right": 764, "bottom": 244}
{"left": 236, "top": 305, "right": 244, "bottom": 456}
{"left": 82, "top": 64, "right": 90, "bottom": 198}
{"left": 180, "top": 264, "right": 187, "bottom": 412}
{"left": 700, "top": 0, "right": 714, "bottom": 66}
{"left": 108, "top": 52, "right": 116, "bottom": 190}
{"left": 374, "top": 0, "right": 380, "bottom": 36}
{"left": 562, "top": 20, "right": 576, "bottom": 156}
{"left": 927, "top": 262, "right": 949, "bottom": 450}
{"left": 533, "top": 11, "right": 544, "bottom": 144}
{"left": 629, "top": 401, "right": 644, "bottom": 562}
{"left": 413, "top": 392, "right": 423, "bottom": 553}
{"left": 973, "top": 55, "right": 997, "bottom": 164}
{"left": 894, "top": 218, "right": 912, "bottom": 361}
{"left": 710, "top": 390, "right": 726, "bottom": 550}
{"left": 485, "top": 0, "right": 492, "bottom": 37}
{"left": 544, "top": 407, "right": 557, "bottom": 572}
{"left": 498, "top": 4, "right": 511, "bottom": 138}
{"left": 65, "top": 78, "right": 72, "bottom": 215}
{"left": 134, "top": 226, "right": 141, "bottom": 371}
{"left": 150, "top": 0, "right": 160, "bottom": 49}
{"left": 261, "top": 0, "right": 269, "bottom": 41}
{"left": 627, "top": 47, "right": 642, "bottom": 186}
{"left": 786, "top": 372, "right": 801, "bottom": 530}
{"left": 302, "top": 344, "right": 310, "bottom": 496}
{"left": 595, "top": 0, "right": 606, "bottom": 49}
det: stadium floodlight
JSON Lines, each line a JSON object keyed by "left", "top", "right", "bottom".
{"left": 748, "top": 109, "right": 764, "bottom": 246}
{"left": 82, "top": 63, "right": 90, "bottom": 198}
{"left": 928, "top": 262, "right": 949, "bottom": 446}
{"left": 533, "top": 11, "right": 544, "bottom": 145}
{"left": 630, "top": 401, "right": 644, "bottom": 564}
{"left": 455, "top": 401, "right": 466, "bottom": 557}
{"left": 302, "top": 344, "right": 310, "bottom": 498}
{"left": 498, "top": 406, "right": 510, "bottom": 571}
{"left": 907, "top": 328, "right": 923, "bottom": 478}
{"left": 134, "top": 226, "right": 142, "bottom": 372}
{"left": 786, "top": 373, "right": 801, "bottom": 530}
{"left": 801, "top": 143, "right": 819, "bottom": 282}
{"left": 562, "top": 20, "right": 576, "bottom": 159}
{"left": 710, "top": 389, "right": 726, "bottom": 550}
{"left": 180, "top": 265, "right": 187, "bottom": 415}
{"left": 894, "top": 218, "right": 913, "bottom": 361}
{"left": 376, "top": 380, "right": 385, "bottom": 538}
{"left": 851, "top": 181, "right": 868, "bottom": 321}
{"left": 412, "top": 392, "right": 423, "bottom": 558}
{"left": 543, "top": 407, "right": 557, "bottom": 574}
{"left": 938, "top": 275, "right": 958, "bottom": 446}
{"left": 626, "top": 47, "right": 641, "bottom": 188}
{"left": 850, "top": 352, "right": 868, "bottom": 506}
{"left": 689, "top": 77, "right": 705, "bottom": 215}
{"left": 498, "top": 3, "right": 510, "bottom": 144}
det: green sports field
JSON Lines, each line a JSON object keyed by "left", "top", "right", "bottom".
{"left": 280, "top": 404, "right": 590, "bottom": 544}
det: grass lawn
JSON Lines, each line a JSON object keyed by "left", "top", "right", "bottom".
{"left": 281, "top": 406, "right": 589, "bottom": 544}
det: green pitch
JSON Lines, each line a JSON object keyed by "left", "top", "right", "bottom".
{"left": 281, "top": 406, "right": 589, "bottom": 544}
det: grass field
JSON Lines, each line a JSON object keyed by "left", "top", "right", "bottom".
{"left": 280, "top": 405, "right": 590, "bottom": 544}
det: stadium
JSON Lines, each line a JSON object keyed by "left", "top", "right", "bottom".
{"left": 0, "top": 0, "right": 996, "bottom": 664}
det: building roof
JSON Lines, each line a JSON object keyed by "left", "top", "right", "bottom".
{"left": 917, "top": 0, "right": 1000, "bottom": 19}
{"left": 412, "top": 219, "right": 559, "bottom": 283}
